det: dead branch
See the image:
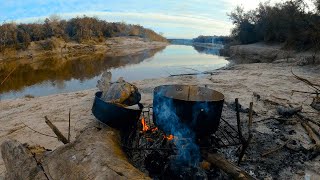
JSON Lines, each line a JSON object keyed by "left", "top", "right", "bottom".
{"left": 205, "top": 153, "right": 256, "bottom": 180}
{"left": 169, "top": 71, "right": 218, "bottom": 77}
{"left": 296, "top": 112, "right": 320, "bottom": 127}
{"left": 68, "top": 108, "right": 71, "bottom": 142}
{"left": 235, "top": 98, "right": 244, "bottom": 142}
{"left": 44, "top": 116, "right": 69, "bottom": 144}
{"left": 261, "top": 140, "right": 290, "bottom": 157}
{"left": 291, "top": 90, "right": 319, "bottom": 95}
{"left": 300, "top": 121, "right": 320, "bottom": 158}
{"left": 19, "top": 120, "right": 57, "bottom": 139}
{"left": 291, "top": 68, "right": 320, "bottom": 92}
{"left": 300, "top": 122, "right": 320, "bottom": 145}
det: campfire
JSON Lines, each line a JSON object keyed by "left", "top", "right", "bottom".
{"left": 92, "top": 74, "right": 253, "bottom": 179}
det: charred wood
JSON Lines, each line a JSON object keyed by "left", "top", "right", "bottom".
{"left": 205, "top": 153, "right": 256, "bottom": 180}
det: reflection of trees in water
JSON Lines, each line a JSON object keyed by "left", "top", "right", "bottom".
{"left": 192, "top": 45, "right": 220, "bottom": 55}
{"left": 0, "top": 47, "right": 164, "bottom": 93}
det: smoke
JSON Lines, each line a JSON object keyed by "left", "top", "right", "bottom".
{"left": 153, "top": 91, "right": 200, "bottom": 167}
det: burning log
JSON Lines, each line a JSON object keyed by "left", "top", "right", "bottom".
{"left": 205, "top": 153, "right": 256, "bottom": 180}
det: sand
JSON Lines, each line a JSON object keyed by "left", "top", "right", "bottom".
{"left": 0, "top": 60, "right": 319, "bottom": 178}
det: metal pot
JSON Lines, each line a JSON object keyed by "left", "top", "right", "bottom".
{"left": 92, "top": 91, "right": 143, "bottom": 130}
{"left": 153, "top": 85, "right": 224, "bottom": 138}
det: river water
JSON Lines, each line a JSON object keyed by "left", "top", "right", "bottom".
{"left": 0, "top": 45, "right": 228, "bottom": 100}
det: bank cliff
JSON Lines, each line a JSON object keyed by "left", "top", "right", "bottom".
{"left": 0, "top": 37, "right": 168, "bottom": 62}
{"left": 229, "top": 43, "right": 320, "bottom": 64}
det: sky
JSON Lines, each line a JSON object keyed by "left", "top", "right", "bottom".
{"left": 0, "top": 0, "right": 316, "bottom": 38}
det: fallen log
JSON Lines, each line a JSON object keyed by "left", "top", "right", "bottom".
{"left": 1, "top": 140, "right": 48, "bottom": 179}
{"left": 1, "top": 122, "right": 150, "bottom": 179}
{"left": 205, "top": 153, "right": 256, "bottom": 180}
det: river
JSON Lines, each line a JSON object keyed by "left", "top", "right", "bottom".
{"left": 0, "top": 45, "right": 228, "bottom": 100}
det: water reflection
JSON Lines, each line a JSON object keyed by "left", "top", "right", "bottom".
{"left": 0, "top": 47, "right": 164, "bottom": 94}
{"left": 0, "top": 45, "right": 228, "bottom": 100}
{"left": 192, "top": 45, "right": 221, "bottom": 55}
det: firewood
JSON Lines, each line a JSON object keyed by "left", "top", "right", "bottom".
{"left": 300, "top": 121, "right": 320, "bottom": 158}
{"left": 1, "top": 123, "right": 150, "bottom": 179}
{"left": 300, "top": 122, "right": 320, "bottom": 145}
{"left": 205, "top": 153, "right": 256, "bottom": 180}
{"left": 296, "top": 112, "right": 320, "bottom": 127}
{"left": 44, "top": 116, "right": 69, "bottom": 144}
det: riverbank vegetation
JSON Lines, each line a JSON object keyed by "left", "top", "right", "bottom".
{"left": 229, "top": 0, "right": 320, "bottom": 52}
{"left": 0, "top": 16, "right": 167, "bottom": 53}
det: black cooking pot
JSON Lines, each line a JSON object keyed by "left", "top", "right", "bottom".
{"left": 92, "top": 91, "right": 143, "bottom": 130}
{"left": 153, "top": 85, "right": 224, "bottom": 138}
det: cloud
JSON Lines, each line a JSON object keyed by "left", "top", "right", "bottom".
{"left": 16, "top": 11, "right": 233, "bottom": 38}
{"left": 2, "top": 0, "right": 315, "bottom": 38}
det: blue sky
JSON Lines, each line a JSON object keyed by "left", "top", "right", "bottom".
{"left": 0, "top": 0, "right": 315, "bottom": 38}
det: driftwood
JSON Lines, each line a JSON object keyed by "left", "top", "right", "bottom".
{"left": 296, "top": 112, "right": 320, "bottom": 127}
{"left": 1, "top": 122, "right": 150, "bottom": 179}
{"left": 205, "top": 153, "right": 256, "bottom": 180}
{"left": 44, "top": 116, "right": 69, "bottom": 144}
{"left": 300, "top": 121, "right": 320, "bottom": 159}
{"left": 300, "top": 122, "right": 320, "bottom": 146}
{"left": 291, "top": 68, "right": 320, "bottom": 91}
{"left": 1, "top": 140, "right": 49, "bottom": 180}
{"left": 169, "top": 71, "right": 217, "bottom": 77}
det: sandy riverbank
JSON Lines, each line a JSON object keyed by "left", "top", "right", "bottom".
{"left": 0, "top": 60, "right": 319, "bottom": 178}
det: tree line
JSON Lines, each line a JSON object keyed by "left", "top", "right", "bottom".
{"left": 0, "top": 16, "right": 167, "bottom": 52}
{"left": 193, "top": 35, "right": 232, "bottom": 44}
{"left": 229, "top": 0, "right": 320, "bottom": 51}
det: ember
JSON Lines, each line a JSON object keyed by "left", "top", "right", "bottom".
{"left": 164, "top": 134, "right": 174, "bottom": 141}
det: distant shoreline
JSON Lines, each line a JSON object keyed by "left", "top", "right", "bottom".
{"left": 0, "top": 37, "right": 168, "bottom": 62}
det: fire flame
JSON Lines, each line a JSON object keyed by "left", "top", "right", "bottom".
{"left": 164, "top": 134, "right": 174, "bottom": 141}
{"left": 141, "top": 118, "right": 158, "bottom": 132}
{"left": 141, "top": 117, "right": 149, "bottom": 131}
